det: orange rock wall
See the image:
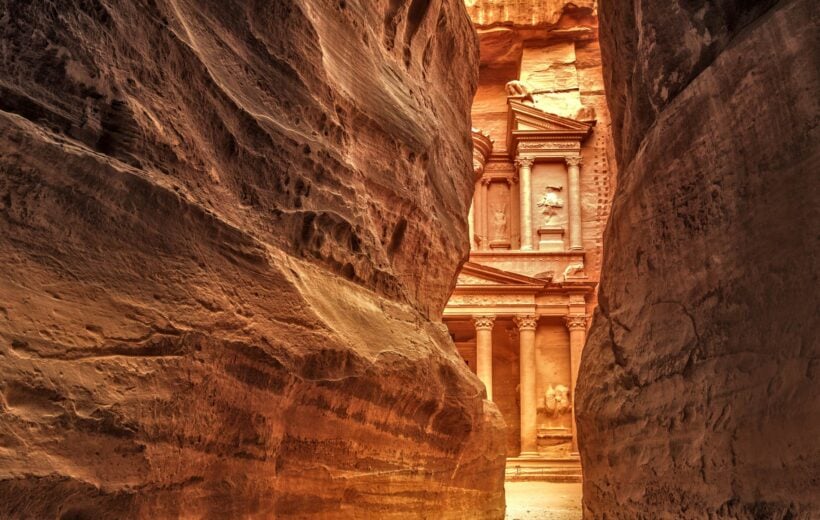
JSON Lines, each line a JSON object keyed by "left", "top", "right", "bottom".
{"left": 0, "top": 1, "right": 507, "bottom": 518}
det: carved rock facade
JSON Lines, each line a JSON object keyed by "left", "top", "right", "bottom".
{"left": 577, "top": 0, "right": 820, "bottom": 517}
{"left": 0, "top": 1, "right": 507, "bottom": 517}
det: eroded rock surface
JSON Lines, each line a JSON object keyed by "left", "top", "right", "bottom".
{"left": 0, "top": 1, "right": 506, "bottom": 518}
{"left": 577, "top": 0, "right": 819, "bottom": 518}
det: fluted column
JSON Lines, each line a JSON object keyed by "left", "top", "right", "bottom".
{"left": 515, "top": 157, "right": 534, "bottom": 250}
{"left": 473, "top": 315, "right": 495, "bottom": 401}
{"left": 565, "top": 314, "right": 588, "bottom": 452}
{"left": 515, "top": 314, "right": 538, "bottom": 456}
{"left": 566, "top": 156, "right": 583, "bottom": 251}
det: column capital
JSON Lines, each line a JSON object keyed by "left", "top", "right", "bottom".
{"left": 565, "top": 155, "right": 583, "bottom": 167}
{"left": 473, "top": 315, "right": 496, "bottom": 330}
{"left": 514, "top": 314, "right": 538, "bottom": 331}
{"left": 515, "top": 157, "right": 534, "bottom": 169}
{"left": 564, "top": 314, "right": 588, "bottom": 331}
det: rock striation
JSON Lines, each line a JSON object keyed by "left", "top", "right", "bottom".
{"left": 0, "top": 0, "right": 506, "bottom": 518}
{"left": 577, "top": 0, "right": 819, "bottom": 518}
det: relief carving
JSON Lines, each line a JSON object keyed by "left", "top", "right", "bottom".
{"left": 537, "top": 186, "right": 564, "bottom": 226}
{"left": 544, "top": 384, "right": 571, "bottom": 416}
{"left": 492, "top": 204, "right": 508, "bottom": 239}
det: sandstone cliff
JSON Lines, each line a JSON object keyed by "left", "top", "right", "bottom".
{"left": 577, "top": 0, "right": 819, "bottom": 518}
{"left": 0, "top": 1, "right": 507, "bottom": 518}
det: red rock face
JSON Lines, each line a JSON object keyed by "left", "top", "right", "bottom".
{"left": 0, "top": 1, "right": 506, "bottom": 517}
{"left": 577, "top": 0, "right": 820, "bottom": 518}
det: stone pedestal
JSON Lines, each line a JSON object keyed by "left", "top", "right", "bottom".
{"left": 537, "top": 227, "right": 565, "bottom": 252}
{"left": 490, "top": 240, "right": 511, "bottom": 250}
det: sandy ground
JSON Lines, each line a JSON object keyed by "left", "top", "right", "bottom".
{"left": 504, "top": 481, "right": 583, "bottom": 520}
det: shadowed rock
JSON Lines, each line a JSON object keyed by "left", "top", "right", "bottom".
{"left": 577, "top": 0, "right": 819, "bottom": 518}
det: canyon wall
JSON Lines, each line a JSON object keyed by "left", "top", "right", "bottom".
{"left": 0, "top": 1, "right": 507, "bottom": 518}
{"left": 577, "top": 0, "right": 819, "bottom": 518}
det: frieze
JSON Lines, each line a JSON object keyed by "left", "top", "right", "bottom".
{"left": 484, "top": 162, "right": 514, "bottom": 173}
{"left": 518, "top": 141, "right": 580, "bottom": 151}
{"left": 449, "top": 294, "right": 533, "bottom": 306}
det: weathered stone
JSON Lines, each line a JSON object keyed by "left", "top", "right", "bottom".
{"left": 577, "top": 0, "right": 820, "bottom": 518}
{"left": 0, "top": 0, "right": 507, "bottom": 517}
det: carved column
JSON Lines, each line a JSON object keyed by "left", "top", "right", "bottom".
{"left": 479, "top": 178, "right": 491, "bottom": 250}
{"left": 515, "top": 157, "right": 535, "bottom": 250}
{"left": 473, "top": 315, "right": 495, "bottom": 401}
{"left": 566, "top": 156, "right": 583, "bottom": 251}
{"left": 565, "top": 314, "right": 587, "bottom": 452}
{"left": 515, "top": 314, "right": 538, "bottom": 456}
{"left": 474, "top": 179, "right": 485, "bottom": 250}
{"left": 468, "top": 199, "right": 475, "bottom": 251}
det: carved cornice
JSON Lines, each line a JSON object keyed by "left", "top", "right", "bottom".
{"left": 514, "top": 314, "right": 538, "bottom": 331}
{"left": 564, "top": 314, "right": 588, "bottom": 331}
{"left": 565, "top": 156, "right": 583, "bottom": 168}
{"left": 515, "top": 157, "right": 534, "bottom": 169}
{"left": 473, "top": 315, "right": 496, "bottom": 330}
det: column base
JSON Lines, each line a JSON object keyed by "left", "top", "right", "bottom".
{"left": 520, "top": 245, "right": 533, "bottom": 251}
{"left": 489, "top": 239, "right": 511, "bottom": 250}
{"left": 518, "top": 451, "right": 541, "bottom": 458}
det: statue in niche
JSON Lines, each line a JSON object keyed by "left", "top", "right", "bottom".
{"left": 537, "top": 185, "right": 564, "bottom": 226}
{"left": 544, "top": 384, "right": 570, "bottom": 416}
{"left": 492, "top": 204, "right": 508, "bottom": 239}
{"left": 505, "top": 80, "right": 534, "bottom": 104}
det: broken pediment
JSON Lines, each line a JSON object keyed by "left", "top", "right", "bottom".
{"left": 506, "top": 100, "right": 592, "bottom": 158}
{"left": 456, "top": 262, "right": 546, "bottom": 288}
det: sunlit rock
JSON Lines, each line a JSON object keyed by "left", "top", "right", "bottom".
{"left": 0, "top": 1, "right": 506, "bottom": 517}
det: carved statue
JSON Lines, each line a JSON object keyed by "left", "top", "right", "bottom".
{"left": 505, "top": 80, "right": 534, "bottom": 103}
{"left": 536, "top": 186, "right": 564, "bottom": 225}
{"left": 492, "top": 205, "right": 507, "bottom": 239}
{"left": 544, "top": 384, "right": 570, "bottom": 416}
{"left": 563, "top": 262, "right": 585, "bottom": 280}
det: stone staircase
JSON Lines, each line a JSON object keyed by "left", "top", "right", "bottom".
{"left": 505, "top": 455, "right": 583, "bottom": 483}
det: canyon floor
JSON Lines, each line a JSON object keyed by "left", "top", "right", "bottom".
{"left": 505, "top": 482, "right": 582, "bottom": 520}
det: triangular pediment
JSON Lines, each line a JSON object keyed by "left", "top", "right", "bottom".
{"left": 456, "top": 262, "right": 546, "bottom": 288}
{"left": 508, "top": 100, "right": 592, "bottom": 133}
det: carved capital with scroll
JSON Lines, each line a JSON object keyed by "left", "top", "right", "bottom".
{"left": 515, "top": 157, "right": 534, "bottom": 169}
{"left": 565, "top": 156, "right": 583, "bottom": 168}
{"left": 563, "top": 314, "right": 588, "bottom": 331}
{"left": 514, "top": 314, "right": 538, "bottom": 331}
{"left": 473, "top": 315, "right": 496, "bottom": 331}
